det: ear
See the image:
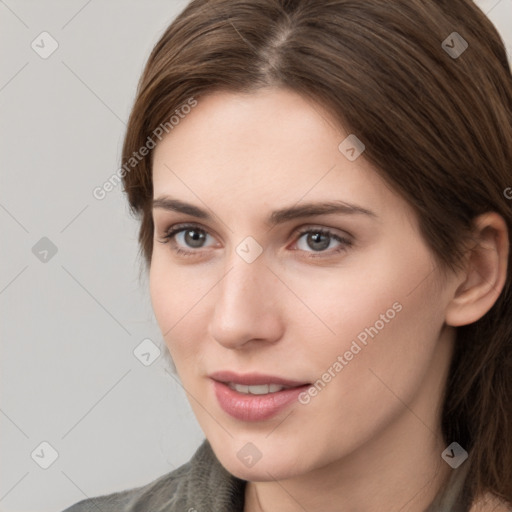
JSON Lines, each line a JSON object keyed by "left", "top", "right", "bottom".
{"left": 445, "top": 212, "right": 509, "bottom": 327}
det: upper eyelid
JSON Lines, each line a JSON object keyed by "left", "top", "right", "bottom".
{"left": 162, "top": 222, "right": 219, "bottom": 242}
{"left": 161, "top": 222, "right": 352, "bottom": 245}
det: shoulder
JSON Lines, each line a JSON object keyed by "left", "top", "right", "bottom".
{"left": 60, "top": 438, "right": 246, "bottom": 512}
{"left": 468, "top": 492, "right": 511, "bottom": 512}
{"left": 60, "top": 458, "right": 192, "bottom": 512}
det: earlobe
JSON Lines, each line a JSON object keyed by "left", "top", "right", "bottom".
{"left": 445, "top": 212, "right": 509, "bottom": 327}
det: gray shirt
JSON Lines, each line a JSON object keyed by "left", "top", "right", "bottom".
{"left": 61, "top": 439, "right": 472, "bottom": 512}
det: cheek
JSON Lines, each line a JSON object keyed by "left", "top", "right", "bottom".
{"left": 150, "top": 252, "right": 197, "bottom": 326}
{"left": 293, "top": 245, "right": 443, "bottom": 393}
{"left": 279, "top": 254, "right": 401, "bottom": 353}
{"left": 149, "top": 256, "right": 212, "bottom": 367}
{"left": 149, "top": 258, "right": 175, "bottom": 332}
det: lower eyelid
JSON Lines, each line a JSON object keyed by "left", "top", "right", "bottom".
{"left": 162, "top": 227, "right": 351, "bottom": 258}
{"left": 295, "top": 228, "right": 351, "bottom": 246}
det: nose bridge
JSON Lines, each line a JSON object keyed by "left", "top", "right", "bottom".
{"left": 209, "top": 250, "right": 281, "bottom": 347}
{"left": 217, "top": 253, "right": 270, "bottom": 319}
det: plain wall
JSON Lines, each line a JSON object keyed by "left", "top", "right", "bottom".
{"left": 1, "top": 1, "right": 511, "bottom": 511}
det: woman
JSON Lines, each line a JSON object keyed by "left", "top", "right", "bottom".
{"left": 63, "top": 0, "right": 512, "bottom": 510}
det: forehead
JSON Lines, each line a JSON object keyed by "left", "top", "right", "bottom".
{"left": 153, "top": 87, "right": 339, "bottom": 170}
{"left": 151, "top": 88, "right": 409, "bottom": 224}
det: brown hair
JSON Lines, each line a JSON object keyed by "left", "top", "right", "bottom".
{"left": 121, "top": 0, "right": 512, "bottom": 505}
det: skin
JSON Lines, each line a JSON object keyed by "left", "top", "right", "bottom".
{"left": 149, "top": 88, "right": 509, "bottom": 512}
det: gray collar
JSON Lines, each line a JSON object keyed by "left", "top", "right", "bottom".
{"left": 158, "top": 439, "right": 471, "bottom": 512}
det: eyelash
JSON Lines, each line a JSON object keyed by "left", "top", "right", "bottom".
{"left": 157, "top": 223, "right": 353, "bottom": 259}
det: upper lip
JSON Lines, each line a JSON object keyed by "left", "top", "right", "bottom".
{"left": 209, "top": 371, "right": 310, "bottom": 387}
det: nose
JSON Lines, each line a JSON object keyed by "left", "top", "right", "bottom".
{"left": 208, "top": 255, "right": 284, "bottom": 350}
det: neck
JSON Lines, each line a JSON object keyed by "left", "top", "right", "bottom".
{"left": 244, "top": 427, "right": 452, "bottom": 512}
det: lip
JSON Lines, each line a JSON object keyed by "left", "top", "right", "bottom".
{"left": 209, "top": 371, "right": 311, "bottom": 422}
{"left": 208, "top": 370, "right": 310, "bottom": 387}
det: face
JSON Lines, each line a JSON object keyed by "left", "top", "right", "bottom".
{"left": 150, "top": 87, "right": 457, "bottom": 482}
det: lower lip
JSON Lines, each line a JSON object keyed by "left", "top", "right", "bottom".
{"left": 212, "top": 380, "right": 310, "bottom": 422}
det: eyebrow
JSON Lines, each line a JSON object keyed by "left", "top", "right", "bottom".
{"left": 152, "top": 196, "right": 377, "bottom": 225}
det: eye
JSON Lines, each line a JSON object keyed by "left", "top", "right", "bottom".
{"left": 292, "top": 227, "right": 352, "bottom": 258}
{"left": 157, "top": 223, "right": 216, "bottom": 257}
{"left": 157, "top": 223, "right": 352, "bottom": 259}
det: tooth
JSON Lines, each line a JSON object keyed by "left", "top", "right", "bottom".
{"left": 228, "top": 382, "right": 290, "bottom": 394}
{"left": 233, "top": 383, "right": 249, "bottom": 393}
{"left": 247, "top": 384, "right": 270, "bottom": 395}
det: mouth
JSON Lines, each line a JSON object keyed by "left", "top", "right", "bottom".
{"left": 224, "top": 382, "right": 296, "bottom": 395}
{"left": 209, "top": 370, "right": 310, "bottom": 388}
{"left": 209, "top": 371, "right": 311, "bottom": 421}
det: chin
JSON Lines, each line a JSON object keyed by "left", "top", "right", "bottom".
{"left": 228, "top": 460, "right": 300, "bottom": 482}
{"left": 213, "top": 444, "right": 307, "bottom": 482}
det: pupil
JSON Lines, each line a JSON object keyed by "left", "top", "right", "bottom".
{"left": 185, "top": 229, "right": 205, "bottom": 248}
{"left": 309, "top": 232, "right": 329, "bottom": 251}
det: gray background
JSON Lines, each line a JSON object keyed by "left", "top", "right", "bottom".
{"left": 1, "top": 1, "right": 511, "bottom": 511}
